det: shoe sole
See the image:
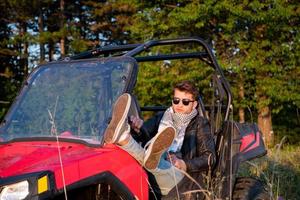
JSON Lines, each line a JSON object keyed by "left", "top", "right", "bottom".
{"left": 104, "top": 93, "right": 131, "bottom": 144}
{"left": 144, "top": 127, "right": 176, "bottom": 170}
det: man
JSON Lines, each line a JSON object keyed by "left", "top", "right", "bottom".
{"left": 104, "top": 80, "right": 216, "bottom": 199}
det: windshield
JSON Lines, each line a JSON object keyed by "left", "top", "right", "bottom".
{"left": 0, "top": 57, "right": 136, "bottom": 145}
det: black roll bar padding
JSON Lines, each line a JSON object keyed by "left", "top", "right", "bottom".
{"left": 124, "top": 37, "right": 232, "bottom": 121}
{"left": 134, "top": 52, "right": 211, "bottom": 65}
{"left": 68, "top": 44, "right": 141, "bottom": 60}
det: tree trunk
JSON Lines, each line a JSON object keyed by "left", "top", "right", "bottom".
{"left": 23, "top": 40, "right": 28, "bottom": 76}
{"left": 60, "top": 0, "right": 65, "bottom": 57}
{"left": 19, "top": 22, "right": 28, "bottom": 77}
{"left": 38, "top": 6, "right": 45, "bottom": 63}
{"left": 258, "top": 104, "right": 274, "bottom": 147}
{"left": 239, "top": 107, "right": 245, "bottom": 123}
{"left": 238, "top": 79, "right": 245, "bottom": 123}
{"left": 60, "top": 37, "right": 65, "bottom": 57}
{"left": 48, "top": 41, "right": 54, "bottom": 62}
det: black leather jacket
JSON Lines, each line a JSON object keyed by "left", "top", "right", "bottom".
{"left": 136, "top": 111, "right": 216, "bottom": 199}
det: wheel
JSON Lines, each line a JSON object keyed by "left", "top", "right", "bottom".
{"left": 232, "top": 177, "right": 271, "bottom": 200}
{"left": 53, "top": 184, "right": 124, "bottom": 200}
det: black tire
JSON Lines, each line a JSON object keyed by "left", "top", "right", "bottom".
{"left": 232, "top": 177, "right": 271, "bottom": 200}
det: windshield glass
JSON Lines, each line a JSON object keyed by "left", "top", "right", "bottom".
{"left": 0, "top": 57, "right": 136, "bottom": 145}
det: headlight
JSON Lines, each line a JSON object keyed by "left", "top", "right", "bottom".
{"left": 0, "top": 180, "right": 29, "bottom": 200}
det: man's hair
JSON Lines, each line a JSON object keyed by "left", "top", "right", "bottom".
{"left": 173, "top": 80, "right": 200, "bottom": 100}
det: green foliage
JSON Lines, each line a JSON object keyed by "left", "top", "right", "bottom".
{"left": 84, "top": 0, "right": 138, "bottom": 44}
{"left": 133, "top": 50, "right": 214, "bottom": 109}
{"left": 129, "top": 0, "right": 299, "bottom": 132}
{"left": 0, "top": 1, "right": 22, "bottom": 121}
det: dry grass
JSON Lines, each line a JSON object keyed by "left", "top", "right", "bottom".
{"left": 238, "top": 142, "right": 300, "bottom": 200}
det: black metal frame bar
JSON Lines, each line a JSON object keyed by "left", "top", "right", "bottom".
{"left": 69, "top": 44, "right": 140, "bottom": 60}
{"left": 135, "top": 52, "right": 209, "bottom": 63}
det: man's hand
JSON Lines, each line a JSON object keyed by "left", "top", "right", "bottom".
{"left": 167, "top": 153, "right": 187, "bottom": 171}
{"left": 129, "top": 115, "right": 143, "bottom": 133}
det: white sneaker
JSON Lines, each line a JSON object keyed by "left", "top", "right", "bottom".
{"left": 104, "top": 93, "right": 131, "bottom": 144}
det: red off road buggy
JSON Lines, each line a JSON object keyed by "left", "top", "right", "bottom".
{"left": 0, "top": 37, "right": 269, "bottom": 199}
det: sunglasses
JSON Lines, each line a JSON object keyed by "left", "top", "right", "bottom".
{"left": 172, "top": 97, "right": 195, "bottom": 106}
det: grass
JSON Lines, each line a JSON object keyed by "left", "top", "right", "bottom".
{"left": 238, "top": 143, "right": 300, "bottom": 200}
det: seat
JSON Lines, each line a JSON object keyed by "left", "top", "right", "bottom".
{"left": 128, "top": 94, "right": 142, "bottom": 119}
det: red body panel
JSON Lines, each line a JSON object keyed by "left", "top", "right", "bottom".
{"left": 239, "top": 131, "right": 260, "bottom": 153}
{"left": 0, "top": 141, "right": 148, "bottom": 199}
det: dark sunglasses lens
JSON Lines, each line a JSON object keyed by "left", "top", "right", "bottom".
{"left": 182, "top": 99, "right": 191, "bottom": 106}
{"left": 172, "top": 98, "right": 180, "bottom": 104}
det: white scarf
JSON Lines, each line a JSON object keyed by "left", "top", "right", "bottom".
{"left": 158, "top": 107, "right": 198, "bottom": 153}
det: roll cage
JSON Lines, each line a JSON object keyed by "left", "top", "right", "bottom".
{"left": 69, "top": 37, "right": 232, "bottom": 135}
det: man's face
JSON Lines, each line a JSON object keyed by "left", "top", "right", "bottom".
{"left": 172, "top": 89, "right": 198, "bottom": 114}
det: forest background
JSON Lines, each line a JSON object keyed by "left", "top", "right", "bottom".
{"left": 0, "top": 0, "right": 299, "bottom": 199}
